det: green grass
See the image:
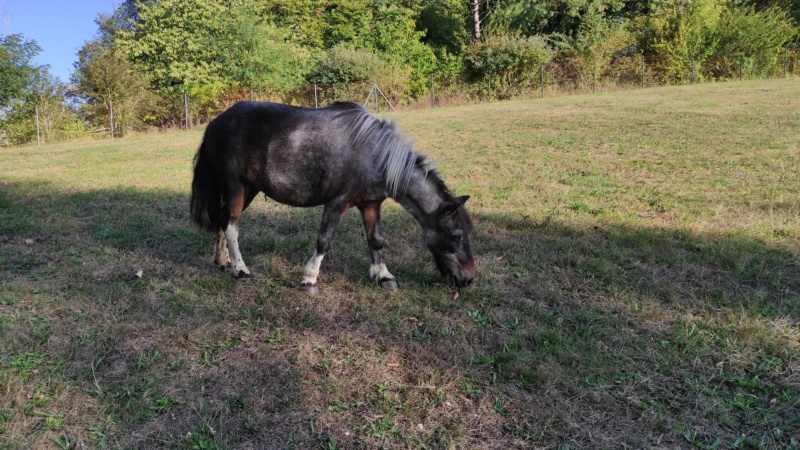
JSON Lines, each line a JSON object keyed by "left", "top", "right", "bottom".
{"left": 1, "top": 79, "right": 799, "bottom": 448}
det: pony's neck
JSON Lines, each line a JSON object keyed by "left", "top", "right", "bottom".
{"left": 392, "top": 165, "right": 448, "bottom": 225}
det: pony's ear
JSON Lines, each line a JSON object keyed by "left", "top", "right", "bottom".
{"left": 443, "top": 195, "right": 470, "bottom": 215}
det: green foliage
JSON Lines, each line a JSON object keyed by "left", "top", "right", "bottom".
{"left": 417, "top": 0, "right": 470, "bottom": 55}
{"left": 216, "top": 8, "right": 312, "bottom": 95}
{"left": 713, "top": 6, "right": 798, "bottom": 77}
{"left": 73, "top": 40, "right": 160, "bottom": 134}
{"left": 642, "top": 0, "right": 724, "bottom": 82}
{"left": 0, "top": 34, "right": 43, "bottom": 108}
{"left": 640, "top": 0, "right": 798, "bottom": 82}
{"left": 308, "top": 44, "right": 388, "bottom": 84}
{"left": 569, "top": 13, "right": 635, "bottom": 84}
{"left": 464, "top": 33, "right": 553, "bottom": 97}
{"left": 117, "top": 0, "right": 229, "bottom": 94}
{"left": 1, "top": 72, "right": 84, "bottom": 145}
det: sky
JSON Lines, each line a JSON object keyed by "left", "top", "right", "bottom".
{"left": 1, "top": 0, "right": 121, "bottom": 82}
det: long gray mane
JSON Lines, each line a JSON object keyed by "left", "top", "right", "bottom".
{"left": 333, "top": 102, "right": 434, "bottom": 197}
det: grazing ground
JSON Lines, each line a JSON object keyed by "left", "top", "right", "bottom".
{"left": 1, "top": 79, "right": 799, "bottom": 449}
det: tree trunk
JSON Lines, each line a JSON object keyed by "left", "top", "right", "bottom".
{"left": 473, "top": 0, "right": 481, "bottom": 41}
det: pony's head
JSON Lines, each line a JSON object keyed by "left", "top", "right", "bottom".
{"left": 424, "top": 195, "right": 475, "bottom": 287}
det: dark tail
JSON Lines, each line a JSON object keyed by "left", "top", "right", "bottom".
{"left": 190, "top": 140, "right": 222, "bottom": 232}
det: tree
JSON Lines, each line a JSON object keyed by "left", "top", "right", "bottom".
{"left": 117, "top": 0, "right": 229, "bottom": 94}
{"left": 2, "top": 70, "right": 84, "bottom": 145}
{"left": 0, "top": 34, "right": 43, "bottom": 108}
{"left": 216, "top": 6, "right": 312, "bottom": 96}
{"left": 417, "top": 0, "right": 470, "bottom": 55}
{"left": 73, "top": 40, "right": 157, "bottom": 134}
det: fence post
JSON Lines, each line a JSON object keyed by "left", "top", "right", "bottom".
{"left": 314, "top": 83, "right": 318, "bottom": 108}
{"left": 641, "top": 52, "right": 645, "bottom": 88}
{"left": 691, "top": 56, "right": 695, "bottom": 84}
{"left": 593, "top": 60, "right": 597, "bottom": 93}
{"left": 184, "top": 92, "right": 189, "bottom": 130}
{"left": 784, "top": 48, "right": 787, "bottom": 78}
{"left": 35, "top": 105, "right": 40, "bottom": 146}
{"left": 430, "top": 74, "right": 435, "bottom": 108}
{"left": 739, "top": 57, "right": 743, "bottom": 80}
{"left": 540, "top": 65, "right": 544, "bottom": 98}
{"left": 109, "top": 100, "right": 114, "bottom": 139}
{"left": 487, "top": 74, "right": 492, "bottom": 102}
{"left": 249, "top": 89, "right": 253, "bottom": 101}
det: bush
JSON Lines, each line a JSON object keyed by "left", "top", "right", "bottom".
{"left": 712, "top": 6, "right": 798, "bottom": 78}
{"left": 308, "top": 44, "right": 388, "bottom": 84}
{"left": 464, "top": 34, "right": 553, "bottom": 98}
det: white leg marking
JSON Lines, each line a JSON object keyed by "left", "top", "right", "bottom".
{"left": 224, "top": 223, "right": 250, "bottom": 277}
{"left": 369, "top": 263, "right": 394, "bottom": 281}
{"left": 301, "top": 251, "right": 325, "bottom": 285}
{"left": 215, "top": 230, "right": 230, "bottom": 267}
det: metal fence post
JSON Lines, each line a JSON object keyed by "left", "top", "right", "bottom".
{"left": 35, "top": 105, "right": 40, "bottom": 145}
{"left": 184, "top": 92, "right": 189, "bottom": 130}
{"left": 739, "top": 57, "right": 743, "bottom": 80}
{"left": 641, "top": 52, "right": 645, "bottom": 88}
{"left": 487, "top": 73, "right": 491, "bottom": 101}
{"left": 249, "top": 89, "right": 253, "bottom": 101}
{"left": 540, "top": 65, "right": 544, "bottom": 98}
{"left": 431, "top": 74, "right": 435, "bottom": 108}
{"left": 314, "top": 83, "right": 318, "bottom": 108}
{"left": 109, "top": 100, "right": 114, "bottom": 139}
{"left": 593, "top": 60, "right": 597, "bottom": 93}
{"left": 784, "top": 48, "right": 788, "bottom": 78}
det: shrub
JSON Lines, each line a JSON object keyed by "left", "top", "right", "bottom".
{"left": 464, "top": 34, "right": 553, "bottom": 98}
{"left": 308, "top": 44, "right": 388, "bottom": 85}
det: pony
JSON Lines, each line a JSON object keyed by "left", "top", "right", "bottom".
{"left": 190, "top": 101, "right": 475, "bottom": 290}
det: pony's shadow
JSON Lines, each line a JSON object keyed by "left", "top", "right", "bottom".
{"left": 2, "top": 180, "right": 799, "bottom": 448}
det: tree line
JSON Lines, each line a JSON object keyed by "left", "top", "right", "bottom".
{"left": 1, "top": 0, "right": 798, "bottom": 145}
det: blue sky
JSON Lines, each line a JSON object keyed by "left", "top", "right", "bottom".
{"left": 1, "top": 0, "right": 121, "bottom": 82}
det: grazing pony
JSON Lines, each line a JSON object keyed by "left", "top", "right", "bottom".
{"left": 190, "top": 101, "right": 475, "bottom": 290}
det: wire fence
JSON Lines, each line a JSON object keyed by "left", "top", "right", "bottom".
{"left": 5, "top": 48, "right": 800, "bottom": 146}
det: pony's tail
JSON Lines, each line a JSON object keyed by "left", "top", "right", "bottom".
{"left": 190, "top": 140, "right": 222, "bottom": 232}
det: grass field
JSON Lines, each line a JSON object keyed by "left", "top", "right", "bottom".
{"left": 1, "top": 79, "right": 798, "bottom": 449}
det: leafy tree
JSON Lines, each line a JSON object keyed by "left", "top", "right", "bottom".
{"left": 417, "top": 0, "right": 470, "bottom": 55}
{"left": 117, "top": 0, "right": 229, "bottom": 94}
{"left": 2, "top": 70, "right": 84, "bottom": 145}
{"left": 0, "top": 34, "right": 43, "bottom": 108}
{"left": 73, "top": 40, "right": 158, "bottom": 134}
{"left": 216, "top": 7, "right": 312, "bottom": 96}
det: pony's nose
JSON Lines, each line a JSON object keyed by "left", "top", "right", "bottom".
{"left": 454, "top": 276, "right": 474, "bottom": 288}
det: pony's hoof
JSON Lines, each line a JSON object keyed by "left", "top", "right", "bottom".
{"left": 236, "top": 270, "right": 252, "bottom": 279}
{"left": 300, "top": 282, "right": 318, "bottom": 296}
{"left": 380, "top": 278, "right": 398, "bottom": 291}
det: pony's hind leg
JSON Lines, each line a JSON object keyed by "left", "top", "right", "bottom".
{"left": 215, "top": 230, "right": 231, "bottom": 270}
{"left": 359, "top": 202, "right": 398, "bottom": 291}
{"left": 300, "top": 199, "right": 350, "bottom": 288}
{"left": 222, "top": 185, "right": 253, "bottom": 278}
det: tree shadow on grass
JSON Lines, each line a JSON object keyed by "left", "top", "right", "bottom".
{"left": 1, "top": 180, "right": 798, "bottom": 449}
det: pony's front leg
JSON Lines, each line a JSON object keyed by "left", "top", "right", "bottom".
{"left": 300, "top": 200, "right": 350, "bottom": 288}
{"left": 359, "top": 202, "right": 398, "bottom": 291}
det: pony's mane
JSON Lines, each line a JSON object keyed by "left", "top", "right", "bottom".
{"left": 332, "top": 102, "right": 427, "bottom": 197}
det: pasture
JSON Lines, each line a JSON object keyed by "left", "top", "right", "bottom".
{"left": 1, "top": 80, "right": 798, "bottom": 449}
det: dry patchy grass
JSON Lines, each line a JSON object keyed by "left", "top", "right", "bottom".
{"left": 1, "top": 79, "right": 799, "bottom": 449}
